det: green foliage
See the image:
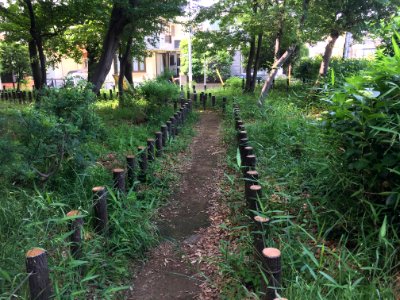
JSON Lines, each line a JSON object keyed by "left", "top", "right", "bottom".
{"left": 137, "top": 79, "right": 179, "bottom": 111}
{"left": 225, "top": 76, "right": 243, "bottom": 89}
{"left": 0, "top": 42, "right": 31, "bottom": 89}
{"left": 294, "top": 56, "right": 371, "bottom": 83}
{"left": 180, "top": 38, "right": 233, "bottom": 82}
{"left": 322, "top": 40, "right": 400, "bottom": 207}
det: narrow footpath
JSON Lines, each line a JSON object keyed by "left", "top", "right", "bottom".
{"left": 129, "top": 111, "right": 225, "bottom": 300}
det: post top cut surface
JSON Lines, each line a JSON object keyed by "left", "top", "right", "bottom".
{"left": 26, "top": 247, "right": 45, "bottom": 258}
{"left": 92, "top": 186, "right": 105, "bottom": 192}
{"left": 155, "top": 131, "right": 162, "bottom": 134}
{"left": 67, "top": 210, "right": 80, "bottom": 217}
{"left": 262, "top": 247, "right": 281, "bottom": 258}
{"left": 147, "top": 139, "right": 155, "bottom": 142}
{"left": 254, "top": 215, "right": 270, "bottom": 223}
{"left": 250, "top": 185, "right": 262, "bottom": 191}
{"left": 113, "top": 168, "right": 124, "bottom": 173}
{"left": 246, "top": 170, "right": 259, "bottom": 176}
{"left": 246, "top": 154, "right": 256, "bottom": 159}
{"left": 126, "top": 154, "right": 135, "bottom": 159}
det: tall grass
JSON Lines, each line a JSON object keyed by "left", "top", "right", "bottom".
{"left": 0, "top": 100, "right": 198, "bottom": 299}
{"left": 217, "top": 86, "right": 398, "bottom": 299}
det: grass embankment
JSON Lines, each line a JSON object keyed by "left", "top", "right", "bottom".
{"left": 214, "top": 84, "right": 398, "bottom": 299}
{"left": 0, "top": 99, "right": 198, "bottom": 299}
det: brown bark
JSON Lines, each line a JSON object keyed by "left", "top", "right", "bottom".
{"left": 250, "top": 33, "right": 263, "bottom": 92}
{"left": 90, "top": 4, "right": 133, "bottom": 94}
{"left": 245, "top": 35, "right": 256, "bottom": 92}
{"left": 118, "top": 36, "right": 133, "bottom": 101}
{"left": 318, "top": 30, "right": 340, "bottom": 77}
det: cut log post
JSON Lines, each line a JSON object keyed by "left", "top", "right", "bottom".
{"left": 161, "top": 125, "right": 168, "bottom": 147}
{"left": 155, "top": 131, "right": 163, "bottom": 157}
{"left": 138, "top": 146, "right": 148, "bottom": 181}
{"left": 192, "top": 85, "right": 196, "bottom": 93}
{"left": 187, "top": 90, "right": 190, "bottom": 99}
{"left": 66, "top": 210, "right": 84, "bottom": 259}
{"left": 262, "top": 248, "right": 282, "bottom": 300}
{"left": 212, "top": 95, "right": 216, "bottom": 107}
{"left": 202, "top": 93, "right": 206, "bottom": 110}
{"left": 147, "top": 139, "right": 155, "bottom": 161}
{"left": 238, "top": 130, "right": 248, "bottom": 144}
{"left": 245, "top": 154, "right": 257, "bottom": 174}
{"left": 253, "top": 215, "right": 270, "bottom": 255}
{"left": 26, "top": 248, "right": 53, "bottom": 300}
{"left": 169, "top": 117, "right": 176, "bottom": 138}
{"left": 166, "top": 121, "right": 173, "bottom": 139}
{"left": 193, "top": 92, "right": 197, "bottom": 107}
{"left": 235, "top": 119, "right": 243, "bottom": 131}
{"left": 174, "top": 100, "right": 178, "bottom": 111}
{"left": 109, "top": 89, "right": 113, "bottom": 99}
{"left": 180, "top": 97, "right": 185, "bottom": 107}
{"left": 239, "top": 138, "right": 249, "bottom": 163}
{"left": 112, "top": 168, "right": 126, "bottom": 193}
{"left": 92, "top": 186, "right": 108, "bottom": 233}
{"left": 247, "top": 184, "right": 262, "bottom": 213}
{"left": 245, "top": 170, "right": 259, "bottom": 199}
{"left": 244, "top": 146, "right": 254, "bottom": 158}
{"left": 126, "top": 155, "right": 136, "bottom": 188}
{"left": 174, "top": 113, "right": 180, "bottom": 135}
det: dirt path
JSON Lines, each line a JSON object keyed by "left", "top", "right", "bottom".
{"left": 128, "top": 111, "right": 224, "bottom": 300}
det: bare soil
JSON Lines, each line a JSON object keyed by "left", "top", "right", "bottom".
{"left": 128, "top": 111, "right": 225, "bottom": 300}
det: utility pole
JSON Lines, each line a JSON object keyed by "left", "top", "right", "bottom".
{"left": 188, "top": 0, "right": 193, "bottom": 86}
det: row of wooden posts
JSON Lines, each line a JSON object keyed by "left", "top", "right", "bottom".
{"left": 23, "top": 86, "right": 227, "bottom": 300}
{"left": 233, "top": 106, "right": 285, "bottom": 300}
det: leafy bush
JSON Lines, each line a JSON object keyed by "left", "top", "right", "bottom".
{"left": 323, "top": 43, "right": 400, "bottom": 210}
{"left": 137, "top": 79, "right": 179, "bottom": 110}
{"left": 294, "top": 56, "right": 371, "bottom": 83}
{"left": 1, "top": 86, "right": 103, "bottom": 184}
{"left": 225, "top": 76, "right": 243, "bottom": 89}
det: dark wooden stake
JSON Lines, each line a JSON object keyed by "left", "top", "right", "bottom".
{"left": 247, "top": 184, "right": 262, "bottom": 213}
{"left": 113, "top": 168, "right": 126, "bottom": 192}
{"left": 161, "top": 125, "right": 168, "bottom": 147}
{"left": 147, "top": 139, "right": 155, "bottom": 161}
{"left": 126, "top": 155, "right": 136, "bottom": 188}
{"left": 262, "top": 248, "right": 282, "bottom": 300}
{"left": 92, "top": 186, "right": 108, "bottom": 234}
{"left": 222, "top": 97, "right": 227, "bottom": 112}
{"left": 253, "top": 215, "right": 270, "bottom": 255}
{"left": 212, "top": 95, "right": 216, "bottom": 107}
{"left": 26, "top": 248, "right": 53, "bottom": 300}
{"left": 155, "top": 131, "right": 163, "bottom": 157}
{"left": 138, "top": 146, "right": 148, "bottom": 181}
{"left": 66, "top": 210, "right": 84, "bottom": 259}
{"left": 245, "top": 170, "right": 259, "bottom": 199}
{"left": 166, "top": 121, "right": 173, "bottom": 139}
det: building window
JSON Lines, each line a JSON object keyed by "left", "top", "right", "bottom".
{"left": 170, "top": 55, "right": 175, "bottom": 66}
{"left": 133, "top": 58, "right": 146, "bottom": 72}
{"left": 174, "top": 40, "right": 181, "bottom": 49}
{"left": 165, "top": 35, "right": 172, "bottom": 43}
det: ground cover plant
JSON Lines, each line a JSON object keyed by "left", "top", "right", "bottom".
{"left": 0, "top": 86, "right": 198, "bottom": 299}
{"left": 212, "top": 70, "right": 399, "bottom": 298}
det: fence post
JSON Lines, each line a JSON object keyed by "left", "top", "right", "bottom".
{"left": 169, "top": 117, "right": 176, "bottom": 139}
{"left": 262, "top": 248, "right": 282, "bottom": 300}
{"left": 155, "top": 131, "right": 163, "bottom": 157}
{"left": 66, "top": 210, "right": 83, "bottom": 259}
{"left": 253, "top": 215, "right": 270, "bottom": 255}
{"left": 245, "top": 170, "right": 259, "bottom": 200}
{"left": 126, "top": 155, "right": 136, "bottom": 189}
{"left": 212, "top": 95, "right": 216, "bottom": 107}
{"left": 26, "top": 248, "right": 53, "bottom": 300}
{"left": 138, "top": 146, "right": 148, "bottom": 181}
{"left": 147, "top": 139, "right": 155, "bottom": 161}
{"left": 166, "top": 121, "right": 172, "bottom": 140}
{"left": 113, "top": 168, "right": 126, "bottom": 193}
{"left": 193, "top": 92, "right": 197, "bottom": 107}
{"left": 92, "top": 186, "right": 108, "bottom": 234}
{"left": 161, "top": 125, "right": 168, "bottom": 147}
{"left": 222, "top": 97, "right": 227, "bottom": 112}
{"left": 246, "top": 184, "right": 262, "bottom": 214}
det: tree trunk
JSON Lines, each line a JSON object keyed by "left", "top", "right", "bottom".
{"left": 125, "top": 54, "right": 133, "bottom": 84}
{"left": 250, "top": 33, "right": 263, "bottom": 92}
{"left": 36, "top": 37, "right": 47, "bottom": 87}
{"left": 28, "top": 39, "right": 42, "bottom": 89}
{"left": 245, "top": 35, "right": 256, "bottom": 92}
{"left": 118, "top": 36, "right": 133, "bottom": 103}
{"left": 258, "top": 46, "right": 297, "bottom": 106}
{"left": 89, "top": 5, "right": 131, "bottom": 94}
{"left": 318, "top": 30, "right": 339, "bottom": 77}
{"left": 87, "top": 48, "right": 98, "bottom": 84}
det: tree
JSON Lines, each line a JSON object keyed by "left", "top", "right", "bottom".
{"left": 89, "top": 0, "right": 186, "bottom": 94}
{"left": 311, "top": 0, "right": 399, "bottom": 78}
{"left": 0, "top": 42, "right": 31, "bottom": 91}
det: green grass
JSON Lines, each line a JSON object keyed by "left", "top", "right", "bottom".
{"left": 216, "top": 85, "right": 398, "bottom": 299}
{"left": 0, "top": 99, "right": 198, "bottom": 299}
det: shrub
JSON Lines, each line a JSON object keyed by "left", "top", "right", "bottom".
{"left": 323, "top": 43, "right": 400, "bottom": 211}
{"left": 294, "top": 56, "right": 371, "bottom": 83}
{"left": 225, "top": 77, "right": 243, "bottom": 89}
{"left": 137, "top": 79, "right": 179, "bottom": 110}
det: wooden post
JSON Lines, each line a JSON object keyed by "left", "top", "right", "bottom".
{"left": 187, "top": 90, "right": 190, "bottom": 99}
{"left": 169, "top": 117, "right": 176, "bottom": 138}
{"left": 66, "top": 210, "right": 84, "bottom": 259}
{"left": 166, "top": 121, "right": 172, "bottom": 139}
{"left": 155, "top": 131, "right": 163, "bottom": 157}
{"left": 247, "top": 184, "right": 262, "bottom": 213}
{"left": 235, "top": 119, "right": 243, "bottom": 131}
{"left": 192, "top": 85, "right": 196, "bottom": 93}
{"left": 109, "top": 89, "right": 113, "bottom": 99}
{"left": 253, "top": 215, "right": 270, "bottom": 255}
{"left": 212, "top": 95, "right": 216, "bottom": 107}
{"left": 126, "top": 155, "right": 136, "bottom": 188}
{"left": 245, "top": 170, "right": 259, "bottom": 200}
{"left": 174, "top": 100, "right": 178, "bottom": 111}
{"left": 92, "top": 186, "right": 108, "bottom": 233}
{"left": 180, "top": 97, "right": 185, "bottom": 107}
{"left": 174, "top": 113, "right": 180, "bottom": 135}
{"left": 245, "top": 154, "right": 256, "bottom": 172}
{"left": 238, "top": 130, "right": 247, "bottom": 144}
{"left": 161, "top": 125, "right": 168, "bottom": 147}
{"left": 239, "top": 138, "right": 249, "bottom": 163}
{"left": 242, "top": 78, "right": 245, "bottom": 90}
{"left": 103, "top": 92, "right": 107, "bottom": 101}
{"left": 138, "top": 146, "right": 147, "bottom": 181}
{"left": 262, "top": 248, "right": 282, "bottom": 300}
{"left": 113, "top": 168, "right": 126, "bottom": 193}
{"left": 202, "top": 93, "right": 206, "bottom": 110}
{"left": 26, "top": 248, "right": 53, "bottom": 300}
{"left": 193, "top": 92, "right": 197, "bottom": 107}
{"left": 147, "top": 139, "right": 155, "bottom": 161}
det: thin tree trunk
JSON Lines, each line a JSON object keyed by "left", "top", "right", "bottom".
{"left": 258, "top": 46, "right": 296, "bottom": 106}
{"left": 250, "top": 33, "right": 263, "bottom": 92}
{"left": 36, "top": 37, "right": 47, "bottom": 87}
{"left": 87, "top": 47, "right": 98, "bottom": 84}
{"left": 318, "top": 30, "right": 339, "bottom": 77}
{"left": 125, "top": 55, "right": 133, "bottom": 84}
{"left": 118, "top": 35, "right": 133, "bottom": 103}
{"left": 89, "top": 5, "right": 132, "bottom": 94}
{"left": 245, "top": 35, "right": 256, "bottom": 92}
